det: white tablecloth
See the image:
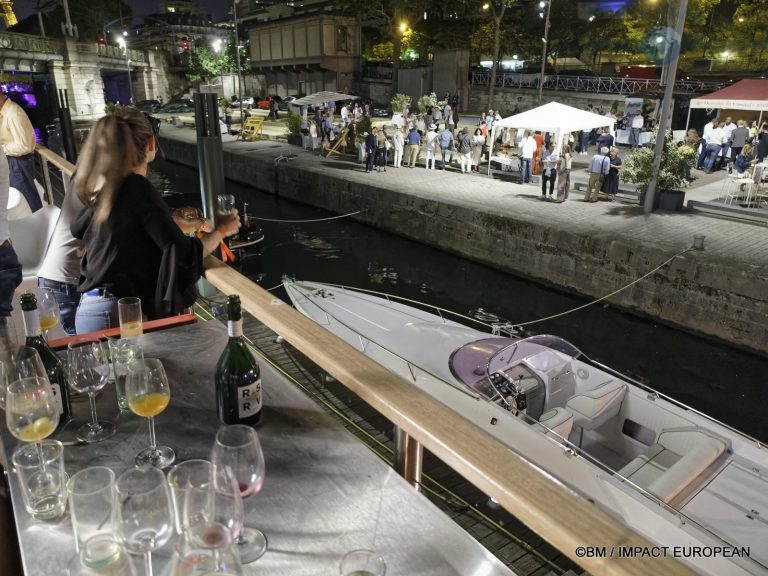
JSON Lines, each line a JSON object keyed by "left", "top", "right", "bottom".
{"left": 615, "top": 129, "right": 652, "bottom": 146}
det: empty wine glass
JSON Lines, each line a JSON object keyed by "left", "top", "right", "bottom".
{"left": 126, "top": 358, "right": 175, "bottom": 468}
{"left": 0, "top": 347, "right": 20, "bottom": 410}
{"left": 38, "top": 288, "right": 60, "bottom": 339}
{"left": 113, "top": 466, "right": 174, "bottom": 576}
{"left": 169, "top": 522, "right": 244, "bottom": 576}
{"left": 210, "top": 424, "right": 267, "bottom": 563}
{"left": 66, "top": 338, "right": 116, "bottom": 443}
{"left": 217, "top": 194, "right": 236, "bottom": 218}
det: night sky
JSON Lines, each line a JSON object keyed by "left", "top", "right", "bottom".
{"left": 13, "top": 0, "right": 231, "bottom": 23}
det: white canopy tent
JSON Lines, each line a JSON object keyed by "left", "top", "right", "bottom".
{"left": 488, "top": 102, "right": 616, "bottom": 174}
{"left": 288, "top": 91, "right": 360, "bottom": 117}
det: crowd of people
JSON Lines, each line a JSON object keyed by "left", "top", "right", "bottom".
{"left": 693, "top": 116, "right": 768, "bottom": 176}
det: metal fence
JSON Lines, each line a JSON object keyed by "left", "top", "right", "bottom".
{"left": 469, "top": 71, "right": 723, "bottom": 95}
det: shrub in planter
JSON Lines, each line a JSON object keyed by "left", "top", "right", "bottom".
{"left": 622, "top": 129, "right": 697, "bottom": 202}
{"left": 389, "top": 93, "right": 411, "bottom": 115}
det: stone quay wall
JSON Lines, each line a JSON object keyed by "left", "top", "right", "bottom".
{"left": 159, "top": 134, "right": 768, "bottom": 356}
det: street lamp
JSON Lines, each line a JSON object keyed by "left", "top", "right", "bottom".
{"left": 538, "top": 0, "right": 552, "bottom": 104}
{"left": 116, "top": 31, "right": 134, "bottom": 105}
{"left": 233, "top": 0, "right": 244, "bottom": 126}
{"left": 213, "top": 38, "right": 224, "bottom": 91}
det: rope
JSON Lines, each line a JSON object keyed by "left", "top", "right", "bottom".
{"left": 245, "top": 210, "right": 363, "bottom": 223}
{"left": 514, "top": 246, "right": 694, "bottom": 329}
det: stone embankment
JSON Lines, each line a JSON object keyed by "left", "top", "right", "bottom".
{"left": 159, "top": 128, "right": 768, "bottom": 356}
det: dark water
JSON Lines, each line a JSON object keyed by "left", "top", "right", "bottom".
{"left": 151, "top": 160, "right": 768, "bottom": 443}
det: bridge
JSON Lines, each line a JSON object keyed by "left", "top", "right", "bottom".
{"left": 0, "top": 30, "right": 163, "bottom": 123}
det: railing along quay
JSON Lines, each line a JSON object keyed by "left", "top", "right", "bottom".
{"left": 33, "top": 147, "right": 695, "bottom": 576}
{"left": 469, "top": 71, "right": 723, "bottom": 95}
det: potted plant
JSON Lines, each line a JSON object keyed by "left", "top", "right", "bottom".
{"left": 389, "top": 93, "right": 411, "bottom": 116}
{"left": 621, "top": 129, "right": 697, "bottom": 211}
{"left": 286, "top": 113, "right": 303, "bottom": 146}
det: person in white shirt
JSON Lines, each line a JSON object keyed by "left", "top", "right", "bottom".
{"left": 518, "top": 131, "right": 537, "bottom": 184}
{"left": 424, "top": 124, "right": 438, "bottom": 169}
{"left": 630, "top": 114, "right": 644, "bottom": 150}
{"left": 719, "top": 116, "right": 737, "bottom": 170}
{"left": 703, "top": 122, "right": 726, "bottom": 173}
{"left": 392, "top": 127, "right": 405, "bottom": 168}
{"left": 697, "top": 118, "right": 716, "bottom": 170}
{"left": 540, "top": 142, "right": 560, "bottom": 199}
{"left": 340, "top": 104, "right": 349, "bottom": 126}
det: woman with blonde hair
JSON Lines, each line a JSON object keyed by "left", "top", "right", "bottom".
{"left": 71, "top": 107, "right": 241, "bottom": 333}
{"left": 555, "top": 144, "right": 572, "bottom": 202}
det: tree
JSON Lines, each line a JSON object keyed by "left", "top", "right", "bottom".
{"left": 483, "top": 0, "right": 517, "bottom": 109}
{"left": 332, "top": 0, "right": 432, "bottom": 92}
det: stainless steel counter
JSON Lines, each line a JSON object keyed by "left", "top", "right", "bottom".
{"left": 2, "top": 320, "right": 517, "bottom": 576}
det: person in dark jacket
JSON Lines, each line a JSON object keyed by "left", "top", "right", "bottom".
{"left": 365, "top": 127, "right": 378, "bottom": 173}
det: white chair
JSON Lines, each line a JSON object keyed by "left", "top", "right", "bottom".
{"left": 7, "top": 205, "right": 61, "bottom": 279}
{"left": 565, "top": 380, "right": 627, "bottom": 446}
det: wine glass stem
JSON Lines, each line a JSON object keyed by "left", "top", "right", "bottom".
{"left": 35, "top": 442, "right": 47, "bottom": 474}
{"left": 147, "top": 416, "right": 157, "bottom": 451}
{"left": 143, "top": 550, "right": 153, "bottom": 576}
{"left": 87, "top": 392, "right": 101, "bottom": 429}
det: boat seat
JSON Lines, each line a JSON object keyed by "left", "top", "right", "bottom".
{"left": 565, "top": 380, "right": 626, "bottom": 432}
{"left": 7, "top": 205, "right": 61, "bottom": 279}
{"left": 535, "top": 407, "right": 573, "bottom": 442}
{"left": 617, "top": 427, "right": 729, "bottom": 504}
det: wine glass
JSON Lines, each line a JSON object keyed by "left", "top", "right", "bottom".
{"left": 169, "top": 523, "right": 244, "bottom": 576}
{"left": 217, "top": 194, "right": 236, "bottom": 218}
{"left": 66, "top": 338, "right": 116, "bottom": 443}
{"left": 0, "top": 347, "right": 20, "bottom": 410}
{"left": 210, "top": 425, "right": 267, "bottom": 563}
{"left": 126, "top": 358, "right": 175, "bottom": 468}
{"left": 113, "top": 466, "right": 174, "bottom": 576}
{"left": 5, "top": 376, "right": 60, "bottom": 444}
{"left": 38, "top": 288, "right": 60, "bottom": 339}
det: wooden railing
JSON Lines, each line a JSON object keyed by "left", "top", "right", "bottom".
{"left": 203, "top": 257, "right": 695, "bottom": 576}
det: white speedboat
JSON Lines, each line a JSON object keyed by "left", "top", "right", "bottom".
{"left": 284, "top": 279, "right": 768, "bottom": 576}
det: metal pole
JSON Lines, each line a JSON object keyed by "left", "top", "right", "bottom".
{"left": 643, "top": 0, "right": 688, "bottom": 213}
{"left": 126, "top": 54, "right": 134, "bottom": 105}
{"left": 393, "top": 427, "right": 423, "bottom": 489}
{"left": 194, "top": 93, "right": 224, "bottom": 226}
{"left": 537, "top": 0, "right": 552, "bottom": 105}
{"left": 61, "top": 0, "right": 74, "bottom": 37}
{"left": 234, "top": 0, "right": 244, "bottom": 127}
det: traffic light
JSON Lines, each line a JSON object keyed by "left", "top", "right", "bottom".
{"left": 98, "top": 35, "right": 105, "bottom": 45}
{"left": 182, "top": 38, "right": 190, "bottom": 52}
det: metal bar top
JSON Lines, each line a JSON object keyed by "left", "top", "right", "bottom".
{"left": 2, "top": 320, "right": 516, "bottom": 576}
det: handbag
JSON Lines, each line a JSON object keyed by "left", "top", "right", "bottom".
{"left": 384, "top": 140, "right": 392, "bottom": 151}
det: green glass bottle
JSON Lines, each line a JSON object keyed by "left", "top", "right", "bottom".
{"left": 215, "top": 295, "right": 262, "bottom": 426}
{"left": 19, "top": 292, "right": 72, "bottom": 431}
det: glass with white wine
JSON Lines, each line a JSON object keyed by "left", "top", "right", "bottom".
{"left": 126, "top": 358, "right": 174, "bottom": 468}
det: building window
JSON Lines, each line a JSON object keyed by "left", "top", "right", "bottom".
{"left": 336, "top": 26, "right": 348, "bottom": 53}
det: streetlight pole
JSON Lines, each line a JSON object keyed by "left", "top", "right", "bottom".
{"left": 213, "top": 39, "right": 224, "bottom": 92}
{"left": 233, "top": 0, "right": 244, "bottom": 126}
{"left": 117, "top": 32, "right": 134, "bottom": 105}
{"left": 537, "top": 0, "right": 552, "bottom": 105}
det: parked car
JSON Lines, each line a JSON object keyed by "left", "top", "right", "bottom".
{"left": 257, "top": 95, "right": 282, "bottom": 109}
{"left": 278, "top": 96, "right": 298, "bottom": 111}
{"left": 156, "top": 98, "right": 194, "bottom": 113}
{"left": 134, "top": 99, "right": 161, "bottom": 113}
{"left": 371, "top": 104, "right": 389, "bottom": 117}
{"left": 556, "top": 68, "right": 596, "bottom": 77}
{"left": 231, "top": 96, "right": 254, "bottom": 109}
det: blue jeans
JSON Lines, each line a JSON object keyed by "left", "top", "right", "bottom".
{"left": 75, "top": 289, "right": 118, "bottom": 334}
{"left": 519, "top": 158, "right": 532, "bottom": 183}
{"left": 630, "top": 128, "right": 641, "bottom": 149}
{"left": 8, "top": 155, "right": 42, "bottom": 213}
{"left": 580, "top": 131, "right": 589, "bottom": 153}
{"left": 696, "top": 139, "right": 708, "bottom": 169}
{"left": 704, "top": 144, "right": 721, "bottom": 172}
{"left": 440, "top": 147, "right": 453, "bottom": 169}
{"left": 0, "top": 243, "right": 22, "bottom": 318}
{"left": 38, "top": 277, "right": 79, "bottom": 335}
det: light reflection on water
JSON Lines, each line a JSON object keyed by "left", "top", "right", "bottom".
{"left": 151, "top": 160, "right": 768, "bottom": 442}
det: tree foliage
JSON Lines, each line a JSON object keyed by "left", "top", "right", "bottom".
{"left": 186, "top": 37, "right": 237, "bottom": 84}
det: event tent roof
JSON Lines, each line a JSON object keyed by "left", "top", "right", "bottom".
{"left": 493, "top": 101, "right": 616, "bottom": 134}
{"left": 689, "top": 79, "right": 768, "bottom": 111}
{"left": 290, "top": 91, "right": 359, "bottom": 107}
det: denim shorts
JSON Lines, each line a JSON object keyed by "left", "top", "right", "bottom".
{"left": 75, "top": 289, "right": 118, "bottom": 334}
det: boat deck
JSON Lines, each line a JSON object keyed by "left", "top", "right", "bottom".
{"left": 196, "top": 289, "right": 582, "bottom": 576}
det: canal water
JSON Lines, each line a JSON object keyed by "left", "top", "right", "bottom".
{"left": 152, "top": 160, "right": 768, "bottom": 443}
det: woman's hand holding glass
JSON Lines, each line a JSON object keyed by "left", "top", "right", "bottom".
{"left": 126, "top": 358, "right": 175, "bottom": 468}
{"left": 66, "top": 338, "right": 115, "bottom": 443}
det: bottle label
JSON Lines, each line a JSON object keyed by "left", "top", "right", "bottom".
{"left": 50, "top": 382, "right": 65, "bottom": 415}
{"left": 21, "top": 309, "right": 42, "bottom": 337}
{"left": 227, "top": 319, "right": 243, "bottom": 338}
{"left": 238, "top": 378, "right": 261, "bottom": 419}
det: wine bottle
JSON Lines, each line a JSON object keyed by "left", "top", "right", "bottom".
{"left": 19, "top": 292, "right": 72, "bottom": 431}
{"left": 215, "top": 295, "right": 262, "bottom": 426}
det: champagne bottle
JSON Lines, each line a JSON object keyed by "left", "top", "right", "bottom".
{"left": 19, "top": 292, "right": 72, "bottom": 431}
{"left": 215, "top": 295, "right": 262, "bottom": 426}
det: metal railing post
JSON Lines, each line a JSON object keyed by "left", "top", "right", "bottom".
{"left": 393, "top": 426, "right": 423, "bottom": 489}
